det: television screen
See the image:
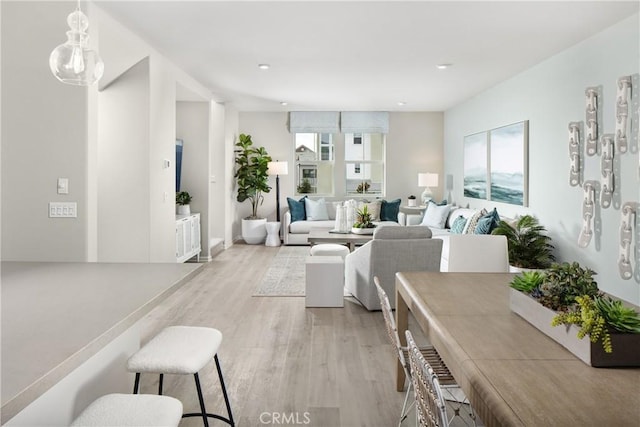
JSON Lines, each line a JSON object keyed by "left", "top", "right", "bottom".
{"left": 176, "top": 139, "right": 183, "bottom": 192}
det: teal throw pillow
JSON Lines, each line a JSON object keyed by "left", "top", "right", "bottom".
{"left": 450, "top": 215, "right": 467, "bottom": 234}
{"left": 287, "top": 197, "right": 307, "bottom": 222}
{"left": 380, "top": 199, "right": 401, "bottom": 222}
{"left": 474, "top": 208, "right": 500, "bottom": 234}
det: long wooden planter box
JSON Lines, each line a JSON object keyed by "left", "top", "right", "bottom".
{"left": 509, "top": 289, "right": 640, "bottom": 367}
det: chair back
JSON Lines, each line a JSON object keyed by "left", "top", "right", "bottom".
{"left": 446, "top": 234, "right": 509, "bottom": 272}
{"left": 374, "top": 277, "right": 408, "bottom": 375}
{"left": 405, "top": 330, "right": 448, "bottom": 427}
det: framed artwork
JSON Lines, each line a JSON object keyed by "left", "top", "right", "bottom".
{"left": 463, "top": 131, "right": 488, "bottom": 200}
{"left": 490, "top": 121, "right": 529, "bottom": 206}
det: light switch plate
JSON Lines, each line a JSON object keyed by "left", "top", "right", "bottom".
{"left": 57, "top": 178, "right": 69, "bottom": 194}
{"left": 49, "top": 202, "right": 77, "bottom": 218}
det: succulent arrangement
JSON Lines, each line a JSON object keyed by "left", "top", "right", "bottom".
{"left": 352, "top": 205, "right": 375, "bottom": 229}
{"left": 510, "top": 262, "right": 640, "bottom": 353}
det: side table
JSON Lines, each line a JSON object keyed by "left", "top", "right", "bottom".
{"left": 265, "top": 222, "right": 281, "bottom": 247}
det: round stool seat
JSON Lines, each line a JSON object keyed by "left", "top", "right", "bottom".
{"left": 127, "top": 326, "right": 222, "bottom": 375}
{"left": 71, "top": 393, "right": 183, "bottom": 427}
{"left": 310, "top": 243, "right": 350, "bottom": 259}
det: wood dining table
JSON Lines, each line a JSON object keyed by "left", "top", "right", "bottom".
{"left": 395, "top": 271, "right": 640, "bottom": 427}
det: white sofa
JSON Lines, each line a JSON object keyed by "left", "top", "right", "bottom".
{"left": 283, "top": 200, "right": 406, "bottom": 245}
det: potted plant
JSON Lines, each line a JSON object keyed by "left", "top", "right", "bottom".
{"left": 407, "top": 195, "right": 417, "bottom": 207}
{"left": 352, "top": 205, "right": 376, "bottom": 234}
{"left": 234, "top": 133, "right": 272, "bottom": 244}
{"left": 509, "top": 263, "right": 640, "bottom": 366}
{"left": 492, "top": 215, "right": 554, "bottom": 271}
{"left": 296, "top": 178, "right": 312, "bottom": 194}
{"left": 176, "top": 191, "right": 192, "bottom": 215}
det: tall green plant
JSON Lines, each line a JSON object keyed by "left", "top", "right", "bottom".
{"left": 234, "top": 134, "right": 272, "bottom": 219}
{"left": 492, "top": 215, "right": 555, "bottom": 269}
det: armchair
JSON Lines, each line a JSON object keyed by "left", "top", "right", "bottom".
{"left": 344, "top": 226, "right": 443, "bottom": 310}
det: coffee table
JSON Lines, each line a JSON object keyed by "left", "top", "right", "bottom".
{"left": 307, "top": 228, "right": 373, "bottom": 252}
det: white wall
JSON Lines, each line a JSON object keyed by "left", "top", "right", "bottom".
{"left": 224, "top": 106, "right": 239, "bottom": 245}
{"left": 209, "top": 102, "right": 227, "bottom": 250}
{"left": 1, "top": 1, "right": 90, "bottom": 261}
{"left": 444, "top": 15, "right": 640, "bottom": 305}
{"left": 98, "top": 59, "right": 151, "bottom": 262}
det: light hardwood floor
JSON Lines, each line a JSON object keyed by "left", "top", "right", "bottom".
{"left": 135, "top": 243, "right": 406, "bottom": 427}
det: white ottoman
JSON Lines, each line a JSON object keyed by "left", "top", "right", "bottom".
{"left": 305, "top": 256, "right": 344, "bottom": 307}
{"left": 265, "top": 221, "right": 281, "bottom": 247}
{"left": 309, "top": 243, "right": 350, "bottom": 259}
{"left": 71, "top": 393, "right": 183, "bottom": 427}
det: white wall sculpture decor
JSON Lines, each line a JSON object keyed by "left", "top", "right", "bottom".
{"left": 578, "top": 180, "right": 597, "bottom": 248}
{"left": 600, "top": 133, "right": 614, "bottom": 209}
{"left": 619, "top": 202, "right": 637, "bottom": 280}
{"left": 616, "top": 76, "right": 632, "bottom": 154}
{"left": 568, "top": 122, "right": 581, "bottom": 187}
{"left": 585, "top": 87, "right": 599, "bottom": 156}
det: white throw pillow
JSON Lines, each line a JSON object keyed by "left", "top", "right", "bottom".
{"left": 305, "top": 198, "right": 329, "bottom": 221}
{"left": 420, "top": 203, "right": 451, "bottom": 229}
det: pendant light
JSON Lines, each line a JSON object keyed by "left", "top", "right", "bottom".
{"left": 49, "top": 1, "right": 104, "bottom": 86}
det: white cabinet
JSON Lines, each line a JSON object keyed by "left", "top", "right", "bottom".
{"left": 176, "top": 213, "right": 201, "bottom": 263}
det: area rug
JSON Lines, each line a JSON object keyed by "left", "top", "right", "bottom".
{"left": 253, "top": 246, "right": 309, "bottom": 296}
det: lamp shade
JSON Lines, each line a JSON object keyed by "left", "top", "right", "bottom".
{"left": 418, "top": 173, "right": 439, "bottom": 187}
{"left": 268, "top": 161, "right": 289, "bottom": 176}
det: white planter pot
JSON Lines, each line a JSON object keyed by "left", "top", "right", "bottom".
{"left": 177, "top": 204, "right": 191, "bottom": 215}
{"left": 242, "top": 218, "right": 267, "bottom": 244}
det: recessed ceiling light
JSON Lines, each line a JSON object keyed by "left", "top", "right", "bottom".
{"left": 258, "top": 63, "right": 270, "bottom": 70}
{"left": 397, "top": 101, "right": 406, "bottom": 106}
{"left": 280, "top": 102, "right": 288, "bottom": 106}
{"left": 436, "top": 64, "right": 452, "bottom": 70}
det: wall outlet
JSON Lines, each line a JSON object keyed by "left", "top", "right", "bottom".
{"left": 49, "top": 202, "right": 77, "bottom": 218}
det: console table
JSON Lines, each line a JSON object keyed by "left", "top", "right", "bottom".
{"left": 395, "top": 272, "right": 640, "bottom": 427}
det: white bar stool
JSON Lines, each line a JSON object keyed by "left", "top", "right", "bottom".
{"left": 71, "top": 393, "right": 183, "bottom": 426}
{"left": 127, "top": 326, "right": 235, "bottom": 427}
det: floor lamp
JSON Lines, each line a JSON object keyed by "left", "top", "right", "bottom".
{"left": 267, "top": 161, "right": 288, "bottom": 223}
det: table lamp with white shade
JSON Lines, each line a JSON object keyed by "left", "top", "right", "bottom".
{"left": 418, "top": 173, "right": 439, "bottom": 205}
{"left": 267, "top": 161, "right": 288, "bottom": 223}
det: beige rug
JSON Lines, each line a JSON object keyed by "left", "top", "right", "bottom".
{"left": 253, "top": 246, "right": 309, "bottom": 296}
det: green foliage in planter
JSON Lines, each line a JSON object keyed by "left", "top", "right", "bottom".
{"left": 595, "top": 296, "right": 640, "bottom": 334}
{"left": 510, "top": 271, "right": 544, "bottom": 293}
{"left": 176, "top": 191, "right": 192, "bottom": 205}
{"left": 297, "top": 178, "right": 312, "bottom": 194}
{"left": 234, "top": 134, "right": 272, "bottom": 219}
{"left": 538, "top": 262, "right": 598, "bottom": 311}
{"left": 552, "top": 295, "right": 612, "bottom": 353}
{"left": 353, "top": 205, "right": 374, "bottom": 229}
{"left": 492, "top": 215, "right": 555, "bottom": 269}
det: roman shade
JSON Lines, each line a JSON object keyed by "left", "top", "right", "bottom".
{"left": 341, "top": 111, "right": 389, "bottom": 134}
{"left": 288, "top": 111, "right": 340, "bottom": 133}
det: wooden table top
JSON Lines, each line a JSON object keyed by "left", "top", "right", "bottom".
{"left": 395, "top": 272, "right": 640, "bottom": 427}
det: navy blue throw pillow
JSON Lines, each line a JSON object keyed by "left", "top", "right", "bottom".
{"left": 380, "top": 199, "right": 401, "bottom": 222}
{"left": 287, "top": 197, "right": 307, "bottom": 222}
{"left": 474, "top": 208, "right": 500, "bottom": 234}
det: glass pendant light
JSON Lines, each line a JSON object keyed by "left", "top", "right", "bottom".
{"left": 49, "top": 1, "right": 104, "bottom": 86}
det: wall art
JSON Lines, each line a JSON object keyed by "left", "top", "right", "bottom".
{"left": 489, "top": 121, "right": 529, "bottom": 206}
{"left": 463, "top": 131, "right": 488, "bottom": 200}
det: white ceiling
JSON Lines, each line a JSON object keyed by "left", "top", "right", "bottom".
{"left": 95, "top": 1, "right": 639, "bottom": 112}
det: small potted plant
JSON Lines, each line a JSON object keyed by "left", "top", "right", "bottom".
{"left": 352, "top": 205, "right": 376, "bottom": 234}
{"left": 407, "top": 195, "right": 417, "bottom": 207}
{"left": 492, "top": 215, "right": 554, "bottom": 271}
{"left": 176, "top": 191, "right": 192, "bottom": 215}
{"left": 296, "top": 178, "right": 312, "bottom": 194}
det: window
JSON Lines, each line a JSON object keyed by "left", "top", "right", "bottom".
{"left": 345, "top": 133, "right": 385, "bottom": 196}
{"left": 295, "top": 133, "right": 335, "bottom": 195}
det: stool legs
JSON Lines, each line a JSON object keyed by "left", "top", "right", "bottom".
{"left": 132, "top": 355, "right": 235, "bottom": 426}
